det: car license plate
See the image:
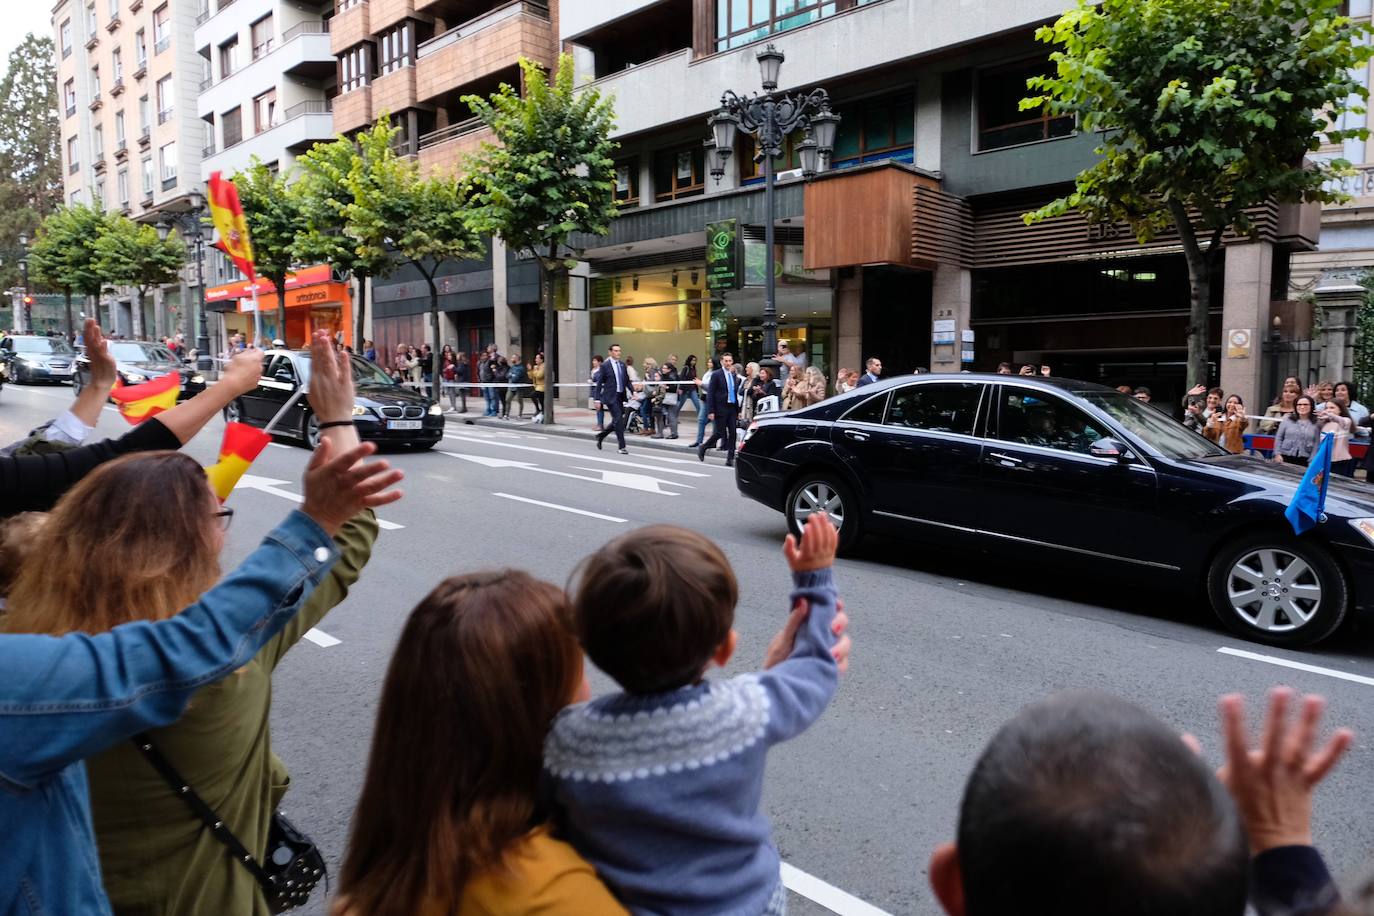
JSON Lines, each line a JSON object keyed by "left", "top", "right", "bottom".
{"left": 387, "top": 420, "right": 422, "bottom": 430}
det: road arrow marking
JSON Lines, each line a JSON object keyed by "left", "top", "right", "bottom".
{"left": 493, "top": 492, "right": 626, "bottom": 522}
{"left": 442, "top": 433, "right": 708, "bottom": 477}
{"left": 440, "top": 451, "right": 684, "bottom": 496}
{"left": 237, "top": 475, "right": 405, "bottom": 530}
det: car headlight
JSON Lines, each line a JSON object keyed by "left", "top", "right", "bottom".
{"left": 15, "top": 355, "right": 36, "bottom": 365}
{"left": 428, "top": 403, "right": 444, "bottom": 416}
{"left": 124, "top": 372, "right": 147, "bottom": 383}
{"left": 351, "top": 404, "right": 370, "bottom": 417}
{"left": 1349, "top": 518, "right": 1374, "bottom": 547}
{"left": 190, "top": 375, "right": 204, "bottom": 385}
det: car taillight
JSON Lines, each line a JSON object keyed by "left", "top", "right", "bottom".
{"left": 739, "top": 420, "right": 760, "bottom": 452}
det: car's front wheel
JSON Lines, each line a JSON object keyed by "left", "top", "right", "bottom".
{"left": 223, "top": 400, "right": 243, "bottom": 424}
{"left": 786, "top": 472, "right": 861, "bottom": 554}
{"left": 72, "top": 373, "right": 83, "bottom": 396}
{"left": 1207, "top": 533, "right": 1349, "bottom": 647}
{"left": 303, "top": 413, "right": 320, "bottom": 449}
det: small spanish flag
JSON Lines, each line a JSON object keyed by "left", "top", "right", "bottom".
{"left": 109, "top": 372, "right": 181, "bottom": 425}
{"left": 207, "top": 171, "right": 255, "bottom": 282}
{"left": 204, "top": 422, "right": 272, "bottom": 503}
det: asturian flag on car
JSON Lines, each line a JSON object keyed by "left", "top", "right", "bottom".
{"left": 1284, "top": 432, "right": 1335, "bottom": 535}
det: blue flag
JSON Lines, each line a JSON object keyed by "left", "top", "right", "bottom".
{"left": 1284, "top": 432, "right": 1334, "bottom": 535}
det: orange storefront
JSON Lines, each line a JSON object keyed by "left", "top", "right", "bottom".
{"left": 207, "top": 265, "right": 353, "bottom": 349}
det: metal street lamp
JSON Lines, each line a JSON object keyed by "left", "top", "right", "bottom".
{"left": 155, "top": 191, "right": 210, "bottom": 368}
{"left": 707, "top": 43, "right": 838, "bottom": 360}
{"left": 17, "top": 232, "right": 30, "bottom": 333}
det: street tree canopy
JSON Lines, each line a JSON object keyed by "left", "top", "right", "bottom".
{"left": 233, "top": 158, "right": 305, "bottom": 335}
{"left": 94, "top": 217, "right": 183, "bottom": 338}
{"left": 1022, "top": 0, "right": 1374, "bottom": 387}
{"left": 29, "top": 204, "right": 115, "bottom": 335}
{"left": 0, "top": 34, "right": 61, "bottom": 291}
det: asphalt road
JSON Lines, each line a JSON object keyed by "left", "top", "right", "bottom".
{"left": 6, "top": 380, "right": 1374, "bottom": 916}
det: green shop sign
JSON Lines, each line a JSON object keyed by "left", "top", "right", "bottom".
{"left": 705, "top": 219, "right": 741, "bottom": 291}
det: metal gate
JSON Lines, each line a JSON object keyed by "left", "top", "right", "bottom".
{"left": 1261, "top": 336, "right": 1321, "bottom": 404}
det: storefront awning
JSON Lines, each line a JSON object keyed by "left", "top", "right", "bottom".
{"left": 205, "top": 264, "right": 334, "bottom": 303}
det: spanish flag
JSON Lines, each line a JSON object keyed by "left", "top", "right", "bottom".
{"left": 109, "top": 372, "right": 181, "bottom": 425}
{"left": 207, "top": 171, "right": 255, "bottom": 282}
{"left": 204, "top": 422, "right": 272, "bottom": 503}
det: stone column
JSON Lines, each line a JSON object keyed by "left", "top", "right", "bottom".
{"left": 834, "top": 268, "right": 862, "bottom": 381}
{"left": 491, "top": 236, "right": 518, "bottom": 355}
{"left": 914, "top": 74, "right": 941, "bottom": 174}
{"left": 931, "top": 266, "right": 972, "bottom": 372}
{"left": 1315, "top": 277, "right": 1365, "bottom": 385}
{"left": 557, "top": 268, "right": 590, "bottom": 408}
{"left": 1220, "top": 242, "right": 1273, "bottom": 414}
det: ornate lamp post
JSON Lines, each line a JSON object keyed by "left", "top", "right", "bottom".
{"left": 156, "top": 191, "right": 210, "bottom": 368}
{"left": 18, "top": 233, "right": 30, "bottom": 333}
{"left": 706, "top": 43, "right": 838, "bottom": 360}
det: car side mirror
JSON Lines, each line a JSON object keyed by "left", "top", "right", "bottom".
{"left": 1090, "top": 437, "right": 1133, "bottom": 461}
{"left": 274, "top": 369, "right": 294, "bottom": 384}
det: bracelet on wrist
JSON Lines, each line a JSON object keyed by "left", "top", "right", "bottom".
{"left": 317, "top": 420, "right": 356, "bottom": 430}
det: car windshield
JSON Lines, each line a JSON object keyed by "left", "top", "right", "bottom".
{"left": 1080, "top": 391, "right": 1226, "bottom": 460}
{"left": 12, "top": 337, "right": 73, "bottom": 354}
{"left": 109, "top": 342, "right": 174, "bottom": 362}
{"left": 294, "top": 354, "right": 398, "bottom": 388}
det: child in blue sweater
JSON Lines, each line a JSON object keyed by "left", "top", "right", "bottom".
{"left": 544, "top": 512, "right": 842, "bottom": 916}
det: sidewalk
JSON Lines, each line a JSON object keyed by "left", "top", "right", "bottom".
{"left": 440, "top": 402, "right": 724, "bottom": 459}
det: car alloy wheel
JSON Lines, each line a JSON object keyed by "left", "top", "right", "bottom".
{"left": 304, "top": 414, "right": 320, "bottom": 449}
{"left": 786, "top": 473, "right": 861, "bottom": 554}
{"left": 72, "top": 374, "right": 83, "bottom": 396}
{"left": 224, "top": 400, "right": 242, "bottom": 424}
{"left": 1207, "top": 535, "right": 1347, "bottom": 647}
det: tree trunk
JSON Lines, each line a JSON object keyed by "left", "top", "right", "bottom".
{"left": 427, "top": 273, "right": 441, "bottom": 405}
{"left": 275, "top": 278, "right": 288, "bottom": 346}
{"left": 354, "top": 273, "right": 368, "bottom": 350}
{"left": 131, "top": 288, "right": 144, "bottom": 339}
{"left": 64, "top": 290, "right": 73, "bottom": 341}
{"left": 541, "top": 248, "right": 556, "bottom": 426}
{"left": 1167, "top": 199, "right": 1214, "bottom": 390}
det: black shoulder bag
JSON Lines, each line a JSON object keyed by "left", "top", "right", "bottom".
{"left": 132, "top": 734, "right": 326, "bottom": 913}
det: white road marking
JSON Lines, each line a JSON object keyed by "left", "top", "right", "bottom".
{"left": 1217, "top": 647, "right": 1374, "bottom": 687}
{"left": 237, "top": 474, "right": 405, "bottom": 530}
{"left": 492, "top": 492, "right": 626, "bottom": 522}
{"left": 303, "top": 628, "right": 341, "bottom": 648}
{"left": 269, "top": 443, "right": 291, "bottom": 449}
{"left": 442, "top": 433, "right": 709, "bottom": 477}
{"left": 440, "top": 451, "right": 687, "bottom": 496}
{"left": 780, "top": 863, "right": 893, "bottom": 916}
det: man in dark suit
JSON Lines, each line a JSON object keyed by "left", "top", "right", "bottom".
{"left": 856, "top": 357, "right": 883, "bottom": 387}
{"left": 594, "top": 343, "right": 631, "bottom": 454}
{"left": 699, "top": 353, "right": 742, "bottom": 466}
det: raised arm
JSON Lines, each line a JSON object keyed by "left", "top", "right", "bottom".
{"left": 155, "top": 347, "right": 265, "bottom": 444}
{"left": 69, "top": 320, "right": 118, "bottom": 428}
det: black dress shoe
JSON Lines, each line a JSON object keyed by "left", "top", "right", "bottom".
{"left": 725, "top": 457, "right": 735, "bottom": 467}
{"left": 618, "top": 448, "right": 629, "bottom": 454}
{"left": 596, "top": 433, "right": 605, "bottom": 450}
{"left": 697, "top": 443, "right": 708, "bottom": 462}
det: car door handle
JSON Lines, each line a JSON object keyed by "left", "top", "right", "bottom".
{"left": 988, "top": 452, "right": 1023, "bottom": 467}
{"left": 843, "top": 429, "right": 870, "bottom": 442}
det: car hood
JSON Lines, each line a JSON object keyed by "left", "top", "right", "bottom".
{"left": 1178, "top": 453, "right": 1374, "bottom": 516}
{"left": 355, "top": 382, "right": 429, "bottom": 407}
{"left": 119, "top": 360, "right": 184, "bottom": 374}
{"left": 17, "top": 352, "right": 73, "bottom": 364}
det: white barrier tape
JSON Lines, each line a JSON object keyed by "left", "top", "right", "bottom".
{"left": 400, "top": 380, "right": 705, "bottom": 390}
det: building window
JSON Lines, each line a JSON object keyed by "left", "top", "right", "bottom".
{"left": 378, "top": 22, "right": 411, "bottom": 74}
{"left": 93, "top": 177, "right": 105, "bottom": 207}
{"left": 117, "top": 168, "right": 129, "bottom": 205}
{"left": 139, "top": 94, "right": 150, "bottom": 132}
{"left": 109, "top": 0, "right": 119, "bottom": 18}
{"left": 86, "top": 2, "right": 97, "bottom": 35}
{"left": 67, "top": 135, "right": 78, "bottom": 171}
{"left": 652, "top": 145, "right": 706, "bottom": 202}
{"left": 976, "top": 59, "right": 1075, "bottom": 151}
{"left": 159, "top": 140, "right": 176, "bottom": 183}
{"left": 251, "top": 14, "right": 273, "bottom": 59}
{"left": 156, "top": 75, "right": 173, "bottom": 122}
{"left": 115, "top": 111, "right": 125, "bottom": 144}
{"left": 829, "top": 90, "right": 915, "bottom": 166}
{"left": 70, "top": 189, "right": 80, "bottom": 206}
{"left": 91, "top": 67, "right": 101, "bottom": 99}
{"left": 339, "top": 43, "right": 372, "bottom": 93}
{"left": 93, "top": 123, "right": 103, "bottom": 157}
{"left": 61, "top": 20, "right": 72, "bottom": 57}
{"left": 337, "top": 0, "right": 362, "bottom": 9}
{"left": 112, "top": 47, "right": 122, "bottom": 82}
{"left": 135, "top": 29, "right": 147, "bottom": 68}
{"left": 614, "top": 157, "right": 639, "bottom": 206}
{"left": 219, "top": 35, "right": 239, "bottom": 78}
{"left": 222, "top": 106, "right": 242, "bottom": 148}
{"left": 253, "top": 88, "right": 276, "bottom": 133}
{"left": 64, "top": 79, "right": 77, "bottom": 117}
{"left": 714, "top": 0, "right": 876, "bottom": 52}
{"left": 141, "top": 155, "right": 153, "bottom": 194}
{"left": 153, "top": 4, "right": 170, "bottom": 53}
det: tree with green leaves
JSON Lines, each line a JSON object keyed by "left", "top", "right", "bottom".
{"left": 463, "top": 55, "right": 619, "bottom": 424}
{"left": 94, "top": 215, "right": 183, "bottom": 339}
{"left": 1022, "top": 0, "right": 1373, "bottom": 388}
{"left": 29, "top": 204, "right": 114, "bottom": 338}
{"left": 233, "top": 158, "right": 305, "bottom": 342}
{"left": 294, "top": 119, "right": 408, "bottom": 347}
{"left": 0, "top": 34, "right": 62, "bottom": 292}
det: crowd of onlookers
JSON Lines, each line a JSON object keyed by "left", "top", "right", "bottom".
{"left": 0, "top": 322, "right": 1370, "bottom": 916}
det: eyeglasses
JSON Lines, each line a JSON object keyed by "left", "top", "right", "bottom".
{"left": 214, "top": 507, "right": 234, "bottom": 531}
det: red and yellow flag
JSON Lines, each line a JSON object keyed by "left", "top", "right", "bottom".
{"left": 204, "top": 422, "right": 272, "bottom": 503}
{"left": 207, "top": 171, "right": 255, "bottom": 283}
{"left": 109, "top": 372, "right": 181, "bottom": 425}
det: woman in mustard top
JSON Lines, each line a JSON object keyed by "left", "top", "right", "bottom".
{"left": 332, "top": 571, "right": 628, "bottom": 916}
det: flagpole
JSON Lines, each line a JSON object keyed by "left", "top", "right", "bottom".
{"left": 252, "top": 281, "right": 262, "bottom": 347}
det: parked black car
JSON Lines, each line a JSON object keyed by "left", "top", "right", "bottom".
{"left": 73, "top": 339, "right": 206, "bottom": 400}
{"left": 736, "top": 373, "right": 1374, "bottom": 648}
{"left": 0, "top": 335, "right": 77, "bottom": 384}
{"left": 223, "top": 349, "right": 445, "bottom": 449}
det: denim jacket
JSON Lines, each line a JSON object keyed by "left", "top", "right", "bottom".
{"left": 0, "top": 509, "right": 337, "bottom": 916}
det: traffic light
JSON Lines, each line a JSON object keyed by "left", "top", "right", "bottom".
{"left": 22, "top": 295, "right": 32, "bottom": 306}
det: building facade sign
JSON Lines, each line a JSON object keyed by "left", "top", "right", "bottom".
{"left": 706, "top": 219, "right": 742, "bottom": 291}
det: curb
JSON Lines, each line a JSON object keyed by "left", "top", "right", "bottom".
{"left": 448, "top": 413, "right": 735, "bottom": 465}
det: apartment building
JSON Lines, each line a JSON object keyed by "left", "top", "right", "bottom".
{"left": 544, "top": 0, "right": 1324, "bottom": 413}
{"left": 54, "top": 0, "right": 208, "bottom": 338}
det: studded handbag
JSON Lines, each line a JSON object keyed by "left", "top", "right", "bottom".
{"left": 132, "top": 734, "right": 326, "bottom": 913}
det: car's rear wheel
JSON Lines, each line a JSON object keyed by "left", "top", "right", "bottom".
{"left": 411, "top": 440, "right": 437, "bottom": 451}
{"left": 303, "top": 413, "right": 320, "bottom": 449}
{"left": 1207, "top": 533, "right": 1349, "bottom": 647}
{"left": 72, "top": 373, "right": 83, "bottom": 396}
{"left": 786, "top": 472, "right": 861, "bottom": 554}
{"left": 223, "top": 400, "right": 243, "bottom": 424}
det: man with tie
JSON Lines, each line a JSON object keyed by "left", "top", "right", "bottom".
{"left": 594, "top": 343, "right": 631, "bottom": 454}
{"left": 699, "top": 353, "right": 742, "bottom": 466}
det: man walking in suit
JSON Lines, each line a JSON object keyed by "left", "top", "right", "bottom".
{"left": 856, "top": 357, "right": 883, "bottom": 387}
{"left": 595, "top": 343, "right": 631, "bottom": 454}
{"left": 699, "top": 353, "right": 742, "bottom": 466}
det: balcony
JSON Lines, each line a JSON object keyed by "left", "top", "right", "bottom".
{"left": 133, "top": 59, "right": 146, "bottom": 80}
{"left": 370, "top": 0, "right": 414, "bottom": 33}
{"left": 203, "top": 142, "right": 215, "bottom": 156}
{"left": 94, "top": 153, "right": 107, "bottom": 172}
{"left": 372, "top": 65, "right": 416, "bottom": 115}
{"left": 114, "top": 139, "right": 129, "bottom": 161}
{"left": 199, "top": 76, "right": 212, "bottom": 91}
{"left": 130, "top": 0, "right": 142, "bottom": 11}
{"left": 200, "top": 99, "right": 335, "bottom": 178}
{"left": 158, "top": 107, "right": 173, "bottom": 124}
{"left": 330, "top": 0, "right": 369, "bottom": 54}
{"left": 110, "top": 77, "right": 124, "bottom": 96}
{"left": 332, "top": 85, "right": 372, "bottom": 133}
{"left": 90, "top": 94, "right": 103, "bottom": 111}
{"left": 106, "top": 15, "right": 121, "bottom": 32}
{"left": 69, "top": 161, "right": 80, "bottom": 175}
{"left": 85, "top": 34, "right": 100, "bottom": 50}
{"left": 138, "top": 126, "right": 151, "bottom": 148}
{"left": 417, "top": 117, "right": 492, "bottom": 175}
{"left": 415, "top": 1, "right": 553, "bottom": 104}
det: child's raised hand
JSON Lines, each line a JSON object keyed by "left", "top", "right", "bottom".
{"left": 784, "top": 512, "right": 838, "bottom": 573}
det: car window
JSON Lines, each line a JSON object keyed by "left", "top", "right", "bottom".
{"left": 109, "top": 342, "right": 169, "bottom": 362}
{"left": 13, "top": 337, "right": 72, "bottom": 354}
{"left": 885, "top": 383, "right": 981, "bottom": 435}
{"left": 1081, "top": 390, "right": 1225, "bottom": 460}
{"left": 996, "top": 388, "right": 1107, "bottom": 456}
{"left": 294, "top": 354, "right": 397, "bottom": 387}
{"left": 266, "top": 355, "right": 297, "bottom": 383}
{"left": 843, "top": 392, "right": 888, "bottom": 425}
